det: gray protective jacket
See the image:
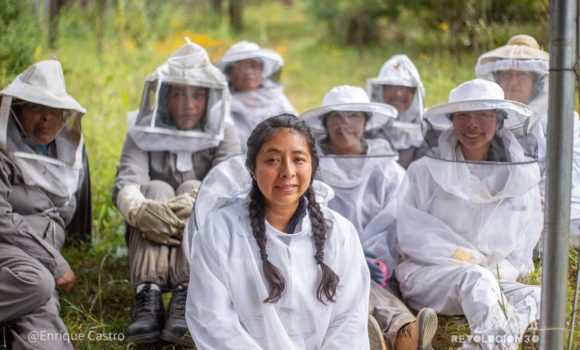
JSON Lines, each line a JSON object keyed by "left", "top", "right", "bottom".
{"left": 113, "top": 123, "right": 241, "bottom": 203}
{"left": 0, "top": 150, "right": 76, "bottom": 280}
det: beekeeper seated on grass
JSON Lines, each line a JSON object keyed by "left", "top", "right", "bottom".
{"left": 366, "top": 54, "right": 426, "bottom": 168}
{"left": 476, "top": 33, "right": 580, "bottom": 248}
{"left": 186, "top": 114, "right": 370, "bottom": 350}
{"left": 0, "top": 59, "right": 87, "bottom": 350}
{"left": 112, "top": 39, "right": 240, "bottom": 347}
{"left": 215, "top": 40, "right": 297, "bottom": 150}
{"left": 301, "top": 85, "right": 437, "bottom": 350}
{"left": 396, "top": 79, "right": 542, "bottom": 350}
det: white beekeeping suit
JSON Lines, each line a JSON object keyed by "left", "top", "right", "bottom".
{"left": 301, "top": 85, "right": 405, "bottom": 277}
{"left": 396, "top": 79, "right": 541, "bottom": 350}
{"left": 366, "top": 54, "right": 425, "bottom": 158}
{"left": 476, "top": 34, "right": 580, "bottom": 245}
{"left": 216, "top": 41, "right": 297, "bottom": 149}
{"left": 185, "top": 155, "right": 370, "bottom": 350}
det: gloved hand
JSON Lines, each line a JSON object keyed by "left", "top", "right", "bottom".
{"left": 134, "top": 200, "right": 185, "bottom": 246}
{"left": 167, "top": 190, "right": 197, "bottom": 221}
{"left": 452, "top": 248, "right": 474, "bottom": 262}
{"left": 364, "top": 250, "right": 387, "bottom": 286}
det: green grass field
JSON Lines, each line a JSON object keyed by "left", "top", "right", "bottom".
{"left": 2, "top": 1, "right": 578, "bottom": 349}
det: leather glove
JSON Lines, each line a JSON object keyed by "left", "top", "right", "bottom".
{"left": 134, "top": 200, "right": 184, "bottom": 246}
{"left": 452, "top": 248, "right": 474, "bottom": 262}
{"left": 167, "top": 190, "right": 197, "bottom": 221}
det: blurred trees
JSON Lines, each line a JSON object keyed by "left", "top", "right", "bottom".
{"left": 309, "top": 0, "right": 548, "bottom": 52}
{"left": 211, "top": 0, "right": 244, "bottom": 32}
{"left": 0, "top": 0, "right": 42, "bottom": 84}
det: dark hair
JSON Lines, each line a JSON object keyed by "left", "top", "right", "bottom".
{"left": 245, "top": 113, "right": 340, "bottom": 304}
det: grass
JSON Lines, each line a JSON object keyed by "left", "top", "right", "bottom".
{"left": 2, "top": 0, "right": 578, "bottom": 349}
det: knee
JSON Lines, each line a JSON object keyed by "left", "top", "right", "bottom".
{"left": 35, "top": 266, "right": 55, "bottom": 303}
{"left": 176, "top": 180, "right": 201, "bottom": 195}
{"left": 141, "top": 180, "right": 175, "bottom": 200}
{"left": 458, "top": 265, "right": 499, "bottom": 294}
{"left": 17, "top": 264, "right": 55, "bottom": 307}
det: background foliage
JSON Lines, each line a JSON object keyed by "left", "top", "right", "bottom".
{"left": 0, "top": 0, "right": 575, "bottom": 349}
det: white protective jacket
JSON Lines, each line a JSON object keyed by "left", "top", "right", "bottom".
{"left": 318, "top": 138, "right": 405, "bottom": 278}
{"left": 397, "top": 128, "right": 542, "bottom": 282}
{"left": 186, "top": 183, "right": 370, "bottom": 350}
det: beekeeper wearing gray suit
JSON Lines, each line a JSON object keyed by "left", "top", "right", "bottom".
{"left": 112, "top": 39, "right": 240, "bottom": 347}
{"left": 0, "top": 59, "right": 87, "bottom": 350}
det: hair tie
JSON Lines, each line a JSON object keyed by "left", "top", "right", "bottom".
{"left": 260, "top": 251, "right": 268, "bottom": 261}
{"left": 314, "top": 252, "right": 324, "bottom": 264}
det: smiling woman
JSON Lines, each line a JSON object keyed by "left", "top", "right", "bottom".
{"left": 396, "top": 79, "right": 543, "bottom": 350}
{"left": 253, "top": 128, "right": 312, "bottom": 227}
{"left": 186, "top": 114, "right": 371, "bottom": 350}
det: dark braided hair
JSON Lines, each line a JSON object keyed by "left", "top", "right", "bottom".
{"left": 245, "top": 113, "right": 340, "bottom": 304}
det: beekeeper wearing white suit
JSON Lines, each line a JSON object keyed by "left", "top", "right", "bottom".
{"left": 215, "top": 40, "right": 297, "bottom": 149}
{"left": 112, "top": 39, "right": 240, "bottom": 347}
{"left": 302, "top": 85, "right": 437, "bottom": 350}
{"left": 186, "top": 114, "right": 370, "bottom": 350}
{"left": 476, "top": 34, "right": 580, "bottom": 246}
{"left": 367, "top": 54, "right": 425, "bottom": 168}
{"left": 396, "top": 79, "right": 542, "bottom": 350}
{"left": 0, "top": 59, "right": 87, "bottom": 350}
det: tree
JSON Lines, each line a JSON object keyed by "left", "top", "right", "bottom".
{"left": 0, "top": 0, "right": 42, "bottom": 84}
{"left": 49, "top": 0, "right": 63, "bottom": 51}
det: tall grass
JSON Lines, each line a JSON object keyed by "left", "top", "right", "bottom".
{"left": 4, "top": 0, "right": 575, "bottom": 348}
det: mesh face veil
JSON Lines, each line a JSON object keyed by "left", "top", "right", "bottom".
{"left": 0, "top": 60, "right": 86, "bottom": 199}
{"left": 475, "top": 35, "right": 549, "bottom": 130}
{"left": 397, "top": 80, "right": 543, "bottom": 284}
{"left": 128, "top": 39, "right": 230, "bottom": 154}
{"left": 366, "top": 54, "right": 425, "bottom": 125}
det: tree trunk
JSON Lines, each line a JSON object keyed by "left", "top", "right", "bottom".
{"left": 213, "top": 0, "right": 222, "bottom": 14}
{"left": 228, "top": 0, "right": 243, "bottom": 32}
{"left": 97, "top": 0, "right": 106, "bottom": 54}
{"left": 49, "top": 0, "right": 61, "bottom": 51}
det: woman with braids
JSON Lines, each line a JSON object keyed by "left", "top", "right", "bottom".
{"left": 185, "top": 114, "right": 371, "bottom": 349}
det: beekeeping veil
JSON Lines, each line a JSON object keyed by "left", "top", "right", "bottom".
{"left": 367, "top": 54, "right": 425, "bottom": 124}
{"left": 401, "top": 79, "right": 542, "bottom": 279}
{"left": 302, "top": 85, "right": 404, "bottom": 273}
{"left": 475, "top": 35, "right": 549, "bottom": 129}
{"left": 0, "top": 59, "right": 86, "bottom": 199}
{"left": 128, "top": 38, "right": 229, "bottom": 159}
{"left": 215, "top": 40, "right": 284, "bottom": 83}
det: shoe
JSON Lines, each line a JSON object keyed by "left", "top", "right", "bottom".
{"left": 161, "top": 287, "right": 195, "bottom": 347}
{"left": 394, "top": 308, "right": 438, "bottom": 350}
{"left": 521, "top": 320, "right": 539, "bottom": 350}
{"left": 126, "top": 284, "right": 164, "bottom": 344}
{"left": 368, "top": 314, "right": 387, "bottom": 350}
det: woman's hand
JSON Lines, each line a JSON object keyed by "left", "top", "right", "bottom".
{"left": 56, "top": 269, "right": 75, "bottom": 293}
